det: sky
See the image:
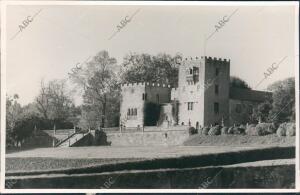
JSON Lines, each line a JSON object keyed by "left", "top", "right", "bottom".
{"left": 4, "top": 3, "right": 298, "bottom": 105}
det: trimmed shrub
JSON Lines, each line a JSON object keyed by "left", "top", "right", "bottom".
{"left": 277, "top": 123, "right": 287, "bottom": 137}
{"left": 208, "top": 125, "right": 221, "bottom": 136}
{"left": 255, "top": 123, "right": 276, "bottom": 136}
{"left": 286, "top": 123, "right": 296, "bottom": 136}
{"left": 198, "top": 126, "right": 203, "bottom": 135}
{"left": 189, "top": 127, "right": 197, "bottom": 135}
{"left": 239, "top": 124, "right": 246, "bottom": 130}
{"left": 227, "top": 127, "right": 234, "bottom": 134}
{"left": 202, "top": 126, "right": 210, "bottom": 135}
{"left": 245, "top": 124, "right": 257, "bottom": 135}
{"left": 221, "top": 126, "right": 229, "bottom": 135}
{"left": 237, "top": 127, "right": 246, "bottom": 135}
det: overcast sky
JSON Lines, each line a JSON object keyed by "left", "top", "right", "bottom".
{"left": 5, "top": 3, "right": 298, "bottom": 105}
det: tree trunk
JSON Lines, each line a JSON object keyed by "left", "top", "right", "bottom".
{"left": 101, "top": 95, "right": 107, "bottom": 128}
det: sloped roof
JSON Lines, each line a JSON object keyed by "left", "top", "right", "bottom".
{"left": 229, "top": 87, "right": 272, "bottom": 102}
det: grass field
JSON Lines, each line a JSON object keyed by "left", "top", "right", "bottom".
{"left": 184, "top": 134, "right": 295, "bottom": 146}
{"left": 6, "top": 134, "right": 295, "bottom": 173}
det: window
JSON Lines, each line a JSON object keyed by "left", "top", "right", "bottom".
{"left": 128, "top": 108, "right": 137, "bottom": 116}
{"left": 236, "top": 104, "right": 242, "bottom": 113}
{"left": 215, "top": 84, "right": 219, "bottom": 95}
{"left": 216, "top": 68, "right": 219, "bottom": 76}
{"left": 190, "top": 68, "right": 193, "bottom": 74}
{"left": 142, "top": 93, "right": 147, "bottom": 100}
{"left": 156, "top": 94, "right": 160, "bottom": 103}
{"left": 188, "top": 102, "right": 194, "bottom": 110}
{"left": 134, "top": 108, "right": 137, "bottom": 115}
{"left": 214, "top": 102, "right": 219, "bottom": 114}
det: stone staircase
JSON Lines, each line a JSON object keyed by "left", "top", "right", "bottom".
{"left": 56, "top": 132, "right": 90, "bottom": 147}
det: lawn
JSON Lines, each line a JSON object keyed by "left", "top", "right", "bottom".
{"left": 184, "top": 134, "right": 295, "bottom": 146}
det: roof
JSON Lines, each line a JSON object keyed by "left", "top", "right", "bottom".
{"left": 229, "top": 87, "right": 272, "bottom": 102}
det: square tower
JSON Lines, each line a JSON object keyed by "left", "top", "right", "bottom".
{"left": 176, "top": 56, "right": 230, "bottom": 128}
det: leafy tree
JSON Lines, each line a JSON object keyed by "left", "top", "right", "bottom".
{"left": 69, "top": 50, "right": 120, "bottom": 128}
{"left": 230, "top": 76, "right": 251, "bottom": 89}
{"left": 6, "top": 94, "right": 23, "bottom": 147}
{"left": 267, "top": 77, "right": 295, "bottom": 123}
{"left": 121, "top": 53, "right": 182, "bottom": 87}
{"left": 252, "top": 97, "right": 273, "bottom": 123}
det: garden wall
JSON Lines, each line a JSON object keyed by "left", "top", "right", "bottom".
{"left": 105, "top": 130, "right": 189, "bottom": 146}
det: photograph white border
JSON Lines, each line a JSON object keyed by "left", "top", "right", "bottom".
{"left": 1, "top": 1, "right": 299, "bottom": 193}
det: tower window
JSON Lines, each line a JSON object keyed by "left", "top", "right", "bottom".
{"left": 190, "top": 68, "right": 193, "bottom": 74}
{"left": 214, "top": 102, "right": 219, "bottom": 114}
{"left": 215, "top": 84, "right": 219, "bottom": 95}
{"left": 188, "top": 102, "right": 194, "bottom": 110}
{"left": 216, "top": 68, "right": 219, "bottom": 76}
{"left": 156, "top": 94, "right": 159, "bottom": 103}
{"left": 142, "top": 93, "right": 145, "bottom": 100}
{"left": 134, "top": 108, "right": 137, "bottom": 115}
{"left": 127, "top": 109, "right": 130, "bottom": 116}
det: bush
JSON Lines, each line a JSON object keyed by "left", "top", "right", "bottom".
{"left": 276, "top": 123, "right": 286, "bottom": 137}
{"left": 221, "top": 126, "right": 229, "bottom": 135}
{"left": 208, "top": 125, "right": 221, "bottom": 136}
{"left": 239, "top": 124, "right": 246, "bottom": 130}
{"left": 286, "top": 123, "right": 296, "bottom": 136}
{"left": 227, "top": 127, "right": 234, "bottom": 134}
{"left": 255, "top": 123, "right": 276, "bottom": 136}
{"left": 245, "top": 124, "right": 257, "bottom": 135}
{"left": 198, "top": 126, "right": 203, "bottom": 135}
{"left": 189, "top": 127, "right": 197, "bottom": 135}
{"left": 237, "top": 127, "right": 246, "bottom": 135}
{"left": 202, "top": 126, "right": 210, "bottom": 135}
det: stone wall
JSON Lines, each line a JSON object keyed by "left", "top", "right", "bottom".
{"left": 105, "top": 130, "right": 189, "bottom": 146}
{"left": 203, "top": 57, "right": 230, "bottom": 126}
{"left": 229, "top": 99, "right": 258, "bottom": 126}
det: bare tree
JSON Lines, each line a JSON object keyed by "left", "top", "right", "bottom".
{"left": 35, "top": 79, "right": 73, "bottom": 123}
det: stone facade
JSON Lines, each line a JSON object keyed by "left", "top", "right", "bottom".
{"left": 120, "top": 56, "right": 271, "bottom": 129}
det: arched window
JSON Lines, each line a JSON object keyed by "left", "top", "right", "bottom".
{"left": 134, "top": 108, "right": 137, "bottom": 115}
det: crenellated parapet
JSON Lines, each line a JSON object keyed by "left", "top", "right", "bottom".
{"left": 181, "top": 56, "right": 230, "bottom": 65}
{"left": 121, "top": 82, "right": 171, "bottom": 88}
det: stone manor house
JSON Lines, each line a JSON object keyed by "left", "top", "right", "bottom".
{"left": 120, "top": 56, "right": 271, "bottom": 130}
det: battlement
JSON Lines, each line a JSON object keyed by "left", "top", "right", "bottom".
{"left": 182, "top": 56, "right": 230, "bottom": 64}
{"left": 121, "top": 82, "right": 171, "bottom": 88}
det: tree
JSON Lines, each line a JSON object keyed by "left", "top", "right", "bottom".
{"left": 230, "top": 76, "right": 251, "bottom": 89}
{"left": 121, "top": 52, "right": 182, "bottom": 87}
{"left": 6, "top": 94, "right": 23, "bottom": 147}
{"left": 35, "top": 79, "right": 74, "bottom": 128}
{"left": 252, "top": 97, "right": 273, "bottom": 123}
{"left": 69, "top": 50, "right": 120, "bottom": 128}
{"left": 267, "top": 77, "right": 295, "bottom": 123}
